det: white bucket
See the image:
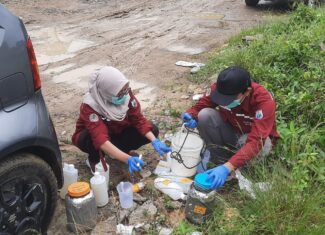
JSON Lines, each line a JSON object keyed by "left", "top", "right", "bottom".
{"left": 171, "top": 126, "right": 203, "bottom": 177}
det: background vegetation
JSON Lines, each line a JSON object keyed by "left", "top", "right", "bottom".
{"left": 175, "top": 5, "right": 325, "bottom": 235}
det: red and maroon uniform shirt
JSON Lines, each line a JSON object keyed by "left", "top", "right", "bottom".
{"left": 72, "top": 91, "right": 152, "bottom": 150}
{"left": 186, "top": 82, "right": 279, "bottom": 168}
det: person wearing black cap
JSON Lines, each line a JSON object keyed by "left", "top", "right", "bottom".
{"left": 181, "top": 66, "right": 279, "bottom": 189}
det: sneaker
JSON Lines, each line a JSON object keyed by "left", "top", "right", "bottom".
{"left": 85, "top": 159, "right": 96, "bottom": 175}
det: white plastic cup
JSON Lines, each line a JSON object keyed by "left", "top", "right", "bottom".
{"left": 116, "top": 182, "right": 133, "bottom": 209}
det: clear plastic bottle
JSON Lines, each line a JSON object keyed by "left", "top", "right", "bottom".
{"left": 154, "top": 178, "right": 186, "bottom": 200}
{"left": 60, "top": 163, "right": 78, "bottom": 199}
{"left": 90, "top": 172, "right": 109, "bottom": 207}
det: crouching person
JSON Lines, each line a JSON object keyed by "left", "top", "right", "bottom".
{"left": 72, "top": 66, "right": 171, "bottom": 174}
{"left": 182, "top": 66, "right": 279, "bottom": 189}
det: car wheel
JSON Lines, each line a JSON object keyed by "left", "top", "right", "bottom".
{"left": 245, "top": 0, "right": 260, "bottom": 6}
{"left": 0, "top": 153, "right": 58, "bottom": 235}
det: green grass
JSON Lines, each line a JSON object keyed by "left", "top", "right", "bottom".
{"left": 174, "top": 5, "right": 325, "bottom": 235}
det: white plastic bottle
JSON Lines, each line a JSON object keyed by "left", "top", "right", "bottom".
{"left": 95, "top": 161, "right": 110, "bottom": 189}
{"left": 154, "top": 178, "right": 186, "bottom": 200}
{"left": 90, "top": 172, "right": 109, "bottom": 207}
{"left": 60, "top": 163, "right": 78, "bottom": 199}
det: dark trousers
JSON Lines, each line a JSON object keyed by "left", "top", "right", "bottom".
{"left": 197, "top": 108, "right": 239, "bottom": 165}
{"left": 77, "top": 124, "right": 159, "bottom": 164}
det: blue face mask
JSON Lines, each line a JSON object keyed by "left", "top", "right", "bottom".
{"left": 111, "top": 94, "right": 129, "bottom": 105}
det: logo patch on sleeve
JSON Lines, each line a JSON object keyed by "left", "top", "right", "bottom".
{"left": 255, "top": 110, "right": 263, "bottom": 120}
{"left": 131, "top": 99, "right": 137, "bottom": 108}
{"left": 89, "top": 113, "right": 99, "bottom": 122}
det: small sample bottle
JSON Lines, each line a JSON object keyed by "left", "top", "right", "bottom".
{"left": 132, "top": 182, "right": 145, "bottom": 193}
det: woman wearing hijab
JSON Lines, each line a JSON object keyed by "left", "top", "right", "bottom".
{"left": 72, "top": 66, "right": 171, "bottom": 174}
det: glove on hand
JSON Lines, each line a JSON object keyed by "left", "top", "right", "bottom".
{"left": 206, "top": 165, "right": 230, "bottom": 189}
{"left": 126, "top": 156, "right": 144, "bottom": 174}
{"left": 181, "top": 112, "right": 197, "bottom": 129}
{"left": 151, "top": 139, "right": 171, "bottom": 156}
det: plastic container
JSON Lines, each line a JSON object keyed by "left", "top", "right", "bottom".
{"left": 154, "top": 177, "right": 186, "bottom": 200}
{"left": 60, "top": 163, "right": 78, "bottom": 199}
{"left": 65, "top": 182, "right": 97, "bottom": 233}
{"left": 90, "top": 172, "right": 109, "bottom": 207}
{"left": 158, "top": 175, "right": 193, "bottom": 194}
{"left": 94, "top": 161, "right": 110, "bottom": 188}
{"left": 133, "top": 182, "right": 145, "bottom": 193}
{"left": 116, "top": 182, "right": 133, "bottom": 209}
{"left": 171, "top": 126, "right": 204, "bottom": 177}
{"left": 185, "top": 173, "right": 217, "bottom": 224}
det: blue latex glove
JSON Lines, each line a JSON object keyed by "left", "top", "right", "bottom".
{"left": 181, "top": 112, "right": 197, "bottom": 129}
{"left": 126, "top": 156, "right": 144, "bottom": 174}
{"left": 206, "top": 165, "right": 230, "bottom": 189}
{"left": 151, "top": 139, "right": 171, "bottom": 156}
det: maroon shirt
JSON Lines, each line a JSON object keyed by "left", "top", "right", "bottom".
{"left": 186, "top": 82, "right": 279, "bottom": 168}
{"left": 72, "top": 91, "right": 152, "bottom": 150}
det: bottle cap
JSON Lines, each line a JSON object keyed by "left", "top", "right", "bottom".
{"left": 68, "top": 164, "right": 75, "bottom": 171}
{"left": 68, "top": 182, "right": 90, "bottom": 197}
{"left": 194, "top": 173, "right": 212, "bottom": 190}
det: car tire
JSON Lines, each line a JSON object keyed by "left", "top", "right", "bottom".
{"left": 245, "top": 0, "right": 260, "bottom": 6}
{"left": 0, "top": 153, "right": 58, "bottom": 235}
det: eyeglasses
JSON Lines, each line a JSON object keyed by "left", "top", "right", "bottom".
{"left": 117, "top": 87, "right": 130, "bottom": 98}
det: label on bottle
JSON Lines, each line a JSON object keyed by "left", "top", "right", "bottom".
{"left": 162, "top": 179, "right": 171, "bottom": 186}
{"left": 194, "top": 205, "right": 207, "bottom": 215}
{"left": 180, "top": 178, "right": 192, "bottom": 184}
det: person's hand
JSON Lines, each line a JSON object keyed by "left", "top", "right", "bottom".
{"left": 151, "top": 139, "right": 171, "bottom": 156}
{"left": 206, "top": 165, "right": 230, "bottom": 189}
{"left": 181, "top": 112, "right": 197, "bottom": 129}
{"left": 126, "top": 156, "right": 144, "bottom": 174}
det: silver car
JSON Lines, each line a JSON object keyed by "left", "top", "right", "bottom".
{"left": 0, "top": 4, "right": 63, "bottom": 234}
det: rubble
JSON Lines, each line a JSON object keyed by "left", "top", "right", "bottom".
{"left": 128, "top": 201, "right": 158, "bottom": 224}
{"left": 91, "top": 216, "right": 117, "bottom": 235}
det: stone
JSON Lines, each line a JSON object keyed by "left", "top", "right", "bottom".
{"left": 169, "top": 201, "right": 183, "bottom": 209}
{"left": 181, "top": 95, "right": 190, "bottom": 99}
{"left": 190, "top": 66, "right": 201, "bottom": 74}
{"left": 158, "top": 227, "right": 173, "bottom": 235}
{"left": 140, "top": 170, "right": 152, "bottom": 179}
{"left": 242, "top": 34, "right": 263, "bottom": 43}
{"left": 91, "top": 216, "right": 117, "bottom": 235}
{"left": 118, "top": 202, "right": 138, "bottom": 223}
{"left": 128, "top": 201, "right": 157, "bottom": 224}
{"left": 133, "top": 193, "right": 148, "bottom": 203}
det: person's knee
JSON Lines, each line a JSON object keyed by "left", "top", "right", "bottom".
{"left": 198, "top": 108, "right": 221, "bottom": 127}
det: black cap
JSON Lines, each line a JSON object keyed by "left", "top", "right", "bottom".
{"left": 211, "top": 66, "right": 251, "bottom": 106}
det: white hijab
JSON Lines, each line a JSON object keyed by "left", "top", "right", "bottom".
{"left": 83, "top": 66, "right": 130, "bottom": 121}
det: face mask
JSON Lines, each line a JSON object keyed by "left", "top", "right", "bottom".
{"left": 111, "top": 94, "right": 129, "bottom": 105}
{"left": 226, "top": 99, "right": 242, "bottom": 109}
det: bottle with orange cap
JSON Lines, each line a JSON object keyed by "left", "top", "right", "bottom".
{"left": 65, "top": 182, "right": 97, "bottom": 233}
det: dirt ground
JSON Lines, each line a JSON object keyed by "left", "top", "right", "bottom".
{"left": 2, "top": 0, "right": 284, "bottom": 234}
